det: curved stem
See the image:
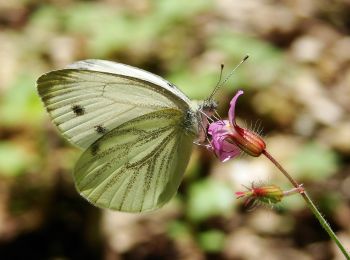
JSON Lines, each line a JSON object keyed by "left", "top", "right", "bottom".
{"left": 262, "top": 150, "right": 350, "bottom": 260}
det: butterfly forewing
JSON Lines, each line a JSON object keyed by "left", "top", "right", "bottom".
{"left": 66, "top": 59, "right": 190, "bottom": 103}
{"left": 37, "top": 60, "right": 192, "bottom": 149}
{"left": 74, "top": 109, "right": 195, "bottom": 212}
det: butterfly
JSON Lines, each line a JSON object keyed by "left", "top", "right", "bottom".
{"left": 37, "top": 59, "right": 218, "bottom": 212}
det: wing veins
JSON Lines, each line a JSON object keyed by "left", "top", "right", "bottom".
{"left": 116, "top": 130, "right": 177, "bottom": 211}
{"left": 76, "top": 125, "right": 172, "bottom": 190}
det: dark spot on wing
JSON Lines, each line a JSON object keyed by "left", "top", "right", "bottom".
{"left": 167, "top": 82, "right": 176, "bottom": 88}
{"left": 91, "top": 143, "right": 100, "bottom": 156}
{"left": 72, "top": 104, "right": 85, "bottom": 116}
{"left": 95, "top": 125, "right": 107, "bottom": 134}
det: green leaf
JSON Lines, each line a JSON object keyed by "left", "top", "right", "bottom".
{"left": 0, "top": 73, "right": 44, "bottom": 126}
{"left": 289, "top": 142, "right": 338, "bottom": 180}
{"left": 187, "top": 179, "right": 234, "bottom": 222}
{"left": 167, "top": 220, "right": 191, "bottom": 240}
{"left": 29, "top": 5, "right": 62, "bottom": 32}
{"left": 198, "top": 229, "right": 225, "bottom": 253}
{"left": 64, "top": 3, "right": 133, "bottom": 57}
{"left": 155, "top": 0, "right": 213, "bottom": 22}
{"left": 0, "top": 142, "right": 33, "bottom": 177}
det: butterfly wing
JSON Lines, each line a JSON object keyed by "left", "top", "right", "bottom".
{"left": 74, "top": 108, "right": 195, "bottom": 212}
{"left": 37, "top": 59, "right": 192, "bottom": 149}
{"left": 66, "top": 59, "right": 190, "bottom": 102}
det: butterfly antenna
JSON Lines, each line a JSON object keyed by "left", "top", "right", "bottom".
{"left": 207, "top": 64, "right": 224, "bottom": 101}
{"left": 208, "top": 55, "right": 249, "bottom": 100}
{"left": 214, "top": 110, "right": 225, "bottom": 124}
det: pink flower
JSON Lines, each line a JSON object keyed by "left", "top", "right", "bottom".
{"left": 208, "top": 90, "right": 266, "bottom": 162}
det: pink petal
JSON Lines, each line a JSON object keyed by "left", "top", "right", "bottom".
{"left": 208, "top": 121, "right": 241, "bottom": 162}
{"left": 208, "top": 121, "right": 229, "bottom": 151}
{"left": 208, "top": 120, "right": 228, "bottom": 136}
{"left": 235, "top": 191, "right": 246, "bottom": 198}
{"left": 228, "top": 90, "right": 244, "bottom": 126}
{"left": 217, "top": 139, "right": 241, "bottom": 162}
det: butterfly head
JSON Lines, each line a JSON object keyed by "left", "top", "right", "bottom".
{"left": 200, "top": 99, "right": 218, "bottom": 117}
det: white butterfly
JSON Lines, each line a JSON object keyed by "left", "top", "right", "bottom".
{"left": 37, "top": 59, "right": 217, "bottom": 212}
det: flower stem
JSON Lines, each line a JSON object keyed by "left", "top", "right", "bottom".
{"left": 262, "top": 150, "right": 350, "bottom": 259}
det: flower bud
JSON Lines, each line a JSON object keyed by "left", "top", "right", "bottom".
{"left": 235, "top": 183, "right": 304, "bottom": 207}
{"left": 230, "top": 125, "right": 266, "bottom": 157}
{"left": 236, "top": 184, "right": 283, "bottom": 205}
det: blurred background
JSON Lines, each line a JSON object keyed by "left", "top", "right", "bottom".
{"left": 0, "top": 0, "right": 350, "bottom": 259}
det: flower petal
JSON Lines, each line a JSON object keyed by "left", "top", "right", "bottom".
{"left": 208, "top": 120, "right": 228, "bottom": 135}
{"left": 228, "top": 90, "right": 244, "bottom": 126}
{"left": 208, "top": 121, "right": 241, "bottom": 162}
{"left": 217, "top": 138, "right": 241, "bottom": 162}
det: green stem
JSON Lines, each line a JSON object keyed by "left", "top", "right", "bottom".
{"left": 262, "top": 150, "right": 350, "bottom": 259}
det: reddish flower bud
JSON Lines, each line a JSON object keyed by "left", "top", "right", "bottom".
{"left": 236, "top": 183, "right": 304, "bottom": 207}
{"left": 230, "top": 125, "right": 266, "bottom": 157}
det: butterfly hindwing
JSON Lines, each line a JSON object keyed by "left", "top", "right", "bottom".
{"left": 74, "top": 109, "right": 195, "bottom": 212}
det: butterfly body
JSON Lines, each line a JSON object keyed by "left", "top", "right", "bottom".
{"left": 37, "top": 60, "right": 216, "bottom": 212}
